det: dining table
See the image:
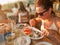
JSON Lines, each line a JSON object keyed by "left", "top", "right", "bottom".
{"left": 30, "top": 30, "right": 60, "bottom": 45}
{"left": 2, "top": 23, "right": 60, "bottom": 45}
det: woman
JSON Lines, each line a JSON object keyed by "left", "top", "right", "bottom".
{"left": 26, "top": 3, "right": 31, "bottom": 13}
{"left": 29, "top": 0, "right": 60, "bottom": 44}
{"left": 18, "top": 2, "right": 29, "bottom": 23}
{"left": 12, "top": 3, "right": 18, "bottom": 16}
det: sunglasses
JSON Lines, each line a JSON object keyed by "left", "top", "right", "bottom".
{"left": 36, "top": 9, "right": 48, "bottom": 16}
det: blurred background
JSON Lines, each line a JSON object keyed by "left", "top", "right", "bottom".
{"left": 0, "top": 0, "right": 60, "bottom": 16}
{"left": 0, "top": 0, "right": 35, "bottom": 10}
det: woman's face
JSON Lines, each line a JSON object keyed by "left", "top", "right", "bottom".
{"left": 36, "top": 6, "right": 51, "bottom": 19}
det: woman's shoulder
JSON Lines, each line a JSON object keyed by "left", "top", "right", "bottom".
{"left": 53, "top": 17, "right": 60, "bottom": 24}
{"left": 53, "top": 17, "right": 60, "bottom": 28}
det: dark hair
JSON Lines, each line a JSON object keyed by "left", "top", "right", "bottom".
{"left": 0, "top": 4, "right": 2, "bottom": 10}
{"left": 19, "top": 1, "right": 27, "bottom": 12}
{"left": 26, "top": 3, "right": 30, "bottom": 7}
{"left": 35, "top": 0, "right": 56, "bottom": 17}
{"left": 14, "top": 3, "right": 18, "bottom": 8}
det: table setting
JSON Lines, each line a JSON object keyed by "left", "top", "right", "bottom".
{"left": 16, "top": 23, "right": 60, "bottom": 45}
{"left": 0, "top": 23, "right": 60, "bottom": 45}
{"left": 8, "top": 23, "right": 44, "bottom": 45}
{"left": 12, "top": 23, "right": 56, "bottom": 45}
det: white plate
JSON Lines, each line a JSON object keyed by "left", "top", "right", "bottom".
{"left": 14, "top": 36, "right": 31, "bottom": 45}
{"left": 23, "top": 26, "right": 44, "bottom": 40}
{"left": 35, "top": 42, "right": 52, "bottom": 45}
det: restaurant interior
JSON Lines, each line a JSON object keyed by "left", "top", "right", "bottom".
{"left": 0, "top": 0, "right": 60, "bottom": 45}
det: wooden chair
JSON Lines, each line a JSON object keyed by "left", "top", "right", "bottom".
{"left": 20, "top": 15, "right": 29, "bottom": 23}
{"left": 18, "top": 12, "right": 29, "bottom": 23}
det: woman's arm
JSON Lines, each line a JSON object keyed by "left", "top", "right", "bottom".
{"left": 56, "top": 17, "right": 60, "bottom": 34}
{"left": 57, "top": 21, "right": 60, "bottom": 34}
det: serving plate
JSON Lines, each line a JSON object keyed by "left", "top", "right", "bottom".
{"left": 23, "top": 26, "right": 44, "bottom": 40}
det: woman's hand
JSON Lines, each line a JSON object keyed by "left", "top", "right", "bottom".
{"left": 29, "top": 19, "right": 36, "bottom": 27}
{"left": 42, "top": 29, "right": 49, "bottom": 36}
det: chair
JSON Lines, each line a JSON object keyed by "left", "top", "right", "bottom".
{"left": 18, "top": 12, "right": 29, "bottom": 23}
{"left": 21, "top": 15, "right": 29, "bottom": 23}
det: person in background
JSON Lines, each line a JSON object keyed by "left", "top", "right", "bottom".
{"left": 26, "top": 3, "right": 35, "bottom": 20}
{"left": 12, "top": 3, "right": 18, "bottom": 16}
{"left": 11, "top": 3, "right": 18, "bottom": 24}
{"left": 17, "top": 1, "right": 29, "bottom": 23}
{"left": 0, "top": 4, "right": 7, "bottom": 20}
{"left": 26, "top": 3, "right": 31, "bottom": 13}
{"left": 29, "top": 0, "right": 60, "bottom": 44}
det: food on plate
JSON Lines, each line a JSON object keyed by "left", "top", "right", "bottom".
{"left": 23, "top": 27, "right": 43, "bottom": 39}
{"left": 24, "top": 27, "right": 32, "bottom": 35}
{"left": 29, "top": 31, "right": 41, "bottom": 38}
